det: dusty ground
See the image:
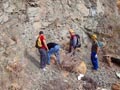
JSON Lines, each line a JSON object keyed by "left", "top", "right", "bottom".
{"left": 23, "top": 43, "right": 119, "bottom": 90}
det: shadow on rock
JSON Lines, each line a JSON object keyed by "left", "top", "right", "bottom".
{"left": 24, "top": 49, "right": 40, "bottom": 68}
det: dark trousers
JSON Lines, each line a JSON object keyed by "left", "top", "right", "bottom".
{"left": 39, "top": 48, "right": 47, "bottom": 69}
{"left": 69, "top": 37, "right": 77, "bottom": 53}
{"left": 91, "top": 52, "right": 99, "bottom": 70}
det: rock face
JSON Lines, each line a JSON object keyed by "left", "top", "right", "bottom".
{"left": 112, "top": 83, "right": 120, "bottom": 90}
{"left": 0, "top": 0, "right": 120, "bottom": 90}
{"left": 62, "top": 57, "right": 87, "bottom": 75}
{"left": 73, "top": 61, "right": 87, "bottom": 74}
{"left": 0, "top": 0, "right": 119, "bottom": 48}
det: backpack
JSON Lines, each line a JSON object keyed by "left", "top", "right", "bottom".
{"left": 35, "top": 37, "right": 42, "bottom": 48}
{"left": 75, "top": 34, "right": 81, "bottom": 48}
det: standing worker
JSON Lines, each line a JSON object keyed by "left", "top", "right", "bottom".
{"left": 36, "top": 31, "right": 49, "bottom": 71}
{"left": 69, "top": 29, "right": 78, "bottom": 55}
{"left": 91, "top": 34, "right": 99, "bottom": 71}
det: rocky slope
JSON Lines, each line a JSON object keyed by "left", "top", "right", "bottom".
{"left": 0, "top": 0, "right": 120, "bottom": 90}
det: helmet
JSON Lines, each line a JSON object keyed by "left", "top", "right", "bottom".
{"left": 69, "top": 29, "right": 74, "bottom": 33}
{"left": 91, "top": 34, "right": 97, "bottom": 39}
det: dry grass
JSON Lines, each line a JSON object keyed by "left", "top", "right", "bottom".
{"left": 0, "top": 57, "right": 26, "bottom": 90}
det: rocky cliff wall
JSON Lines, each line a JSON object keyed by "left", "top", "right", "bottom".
{"left": 0, "top": 0, "right": 118, "bottom": 47}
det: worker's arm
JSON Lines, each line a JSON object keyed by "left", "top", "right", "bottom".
{"left": 96, "top": 40, "right": 99, "bottom": 54}
{"left": 96, "top": 46, "right": 99, "bottom": 54}
{"left": 43, "top": 39, "right": 49, "bottom": 51}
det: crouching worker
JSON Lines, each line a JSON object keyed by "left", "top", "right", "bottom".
{"left": 91, "top": 34, "right": 99, "bottom": 71}
{"left": 47, "top": 42, "right": 60, "bottom": 65}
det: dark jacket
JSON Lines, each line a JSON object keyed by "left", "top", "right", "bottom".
{"left": 47, "top": 43, "right": 58, "bottom": 50}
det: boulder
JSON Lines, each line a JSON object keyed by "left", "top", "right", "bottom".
{"left": 103, "top": 55, "right": 112, "bottom": 67}
{"left": 61, "top": 58, "right": 75, "bottom": 72}
{"left": 61, "top": 56, "right": 87, "bottom": 74}
{"left": 73, "top": 61, "right": 87, "bottom": 74}
{"left": 112, "top": 83, "right": 120, "bottom": 90}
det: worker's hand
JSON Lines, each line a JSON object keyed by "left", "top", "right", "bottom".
{"left": 95, "top": 54, "right": 98, "bottom": 58}
{"left": 47, "top": 49, "right": 49, "bottom": 52}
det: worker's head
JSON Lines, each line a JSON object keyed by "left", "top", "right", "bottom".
{"left": 69, "top": 29, "right": 75, "bottom": 35}
{"left": 39, "top": 31, "right": 43, "bottom": 35}
{"left": 69, "top": 29, "right": 74, "bottom": 33}
{"left": 91, "top": 34, "right": 97, "bottom": 40}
